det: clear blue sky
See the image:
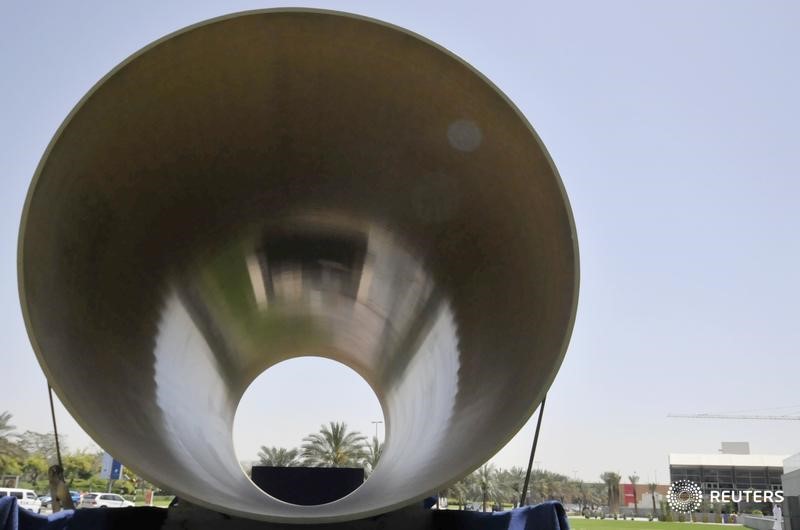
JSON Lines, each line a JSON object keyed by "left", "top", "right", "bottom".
{"left": 1, "top": 1, "right": 798, "bottom": 485}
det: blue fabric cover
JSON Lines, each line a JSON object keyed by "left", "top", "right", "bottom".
{"left": 1, "top": 496, "right": 73, "bottom": 530}
{"left": 2, "top": 500, "right": 166, "bottom": 530}
{"left": 17, "top": 505, "right": 72, "bottom": 530}
{"left": 508, "top": 502, "right": 569, "bottom": 530}
{"left": 2, "top": 494, "right": 567, "bottom": 530}
{"left": 66, "top": 507, "right": 166, "bottom": 530}
{"left": 433, "top": 501, "right": 569, "bottom": 530}
{"left": 1, "top": 497, "right": 19, "bottom": 530}
{"left": 434, "top": 509, "right": 511, "bottom": 530}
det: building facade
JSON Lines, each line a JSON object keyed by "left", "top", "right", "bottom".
{"left": 669, "top": 453, "right": 785, "bottom": 495}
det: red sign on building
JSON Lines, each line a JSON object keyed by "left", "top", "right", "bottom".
{"left": 623, "top": 483, "right": 636, "bottom": 505}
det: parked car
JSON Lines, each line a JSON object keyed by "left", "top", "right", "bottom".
{"left": 0, "top": 488, "right": 42, "bottom": 512}
{"left": 78, "top": 493, "right": 134, "bottom": 508}
{"left": 38, "top": 491, "right": 82, "bottom": 511}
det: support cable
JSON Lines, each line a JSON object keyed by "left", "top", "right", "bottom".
{"left": 520, "top": 394, "right": 547, "bottom": 507}
{"left": 47, "top": 383, "right": 64, "bottom": 469}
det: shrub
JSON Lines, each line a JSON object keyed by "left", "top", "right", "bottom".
{"left": 752, "top": 509, "right": 763, "bottom": 516}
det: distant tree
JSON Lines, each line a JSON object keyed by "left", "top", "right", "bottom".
{"left": 648, "top": 483, "right": 658, "bottom": 518}
{"left": 362, "top": 437, "right": 383, "bottom": 475}
{"left": 449, "top": 476, "right": 473, "bottom": 510}
{"left": 62, "top": 452, "right": 100, "bottom": 486}
{"left": 601, "top": 472, "right": 621, "bottom": 514}
{"left": 532, "top": 470, "right": 552, "bottom": 503}
{"left": 23, "top": 455, "right": 48, "bottom": 489}
{"left": 301, "top": 422, "right": 367, "bottom": 467}
{"left": 501, "top": 466, "right": 526, "bottom": 507}
{"left": 472, "top": 464, "right": 500, "bottom": 512}
{"left": 491, "top": 472, "right": 513, "bottom": 509}
{"left": 581, "top": 481, "right": 604, "bottom": 511}
{"left": 439, "top": 463, "right": 604, "bottom": 512}
{"left": 0, "top": 411, "right": 25, "bottom": 467}
{"left": 122, "top": 466, "right": 154, "bottom": 497}
{"left": 0, "top": 411, "right": 14, "bottom": 440}
{"left": 581, "top": 481, "right": 604, "bottom": 510}
{"left": 629, "top": 474, "right": 640, "bottom": 515}
{"left": 114, "top": 479, "right": 135, "bottom": 495}
{"left": 258, "top": 446, "right": 300, "bottom": 467}
{"left": 17, "top": 431, "right": 67, "bottom": 462}
{"left": 0, "top": 454, "right": 22, "bottom": 477}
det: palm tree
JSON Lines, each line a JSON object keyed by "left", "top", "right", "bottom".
{"left": 578, "top": 481, "right": 603, "bottom": 512}
{"left": 362, "top": 436, "right": 383, "bottom": 475}
{"left": 0, "top": 412, "right": 21, "bottom": 477}
{"left": 532, "top": 470, "right": 552, "bottom": 504}
{"left": 473, "top": 464, "right": 499, "bottom": 512}
{"left": 629, "top": 474, "right": 640, "bottom": 516}
{"left": 491, "top": 480, "right": 511, "bottom": 511}
{"left": 258, "top": 446, "right": 300, "bottom": 466}
{"left": 0, "top": 411, "right": 15, "bottom": 440}
{"left": 301, "top": 422, "right": 367, "bottom": 467}
{"left": 449, "top": 476, "right": 473, "bottom": 510}
{"left": 587, "top": 481, "right": 605, "bottom": 509}
{"left": 648, "top": 483, "right": 659, "bottom": 518}
{"left": 601, "top": 472, "right": 621, "bottom": 514}
{"left": 502, "top": 466, "right": 526, "bottom": 507}
{"left": 0, "top": 411, "right": 24, "bottom": 460}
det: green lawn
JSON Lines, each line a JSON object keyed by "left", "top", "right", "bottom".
{"left": 567, "top": 518, "right": 740, "bottom": 530}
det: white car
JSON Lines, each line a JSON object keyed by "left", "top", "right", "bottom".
{"left": 79, "top": 493, "right": 134, "bottom": 508}
{"left": 0, "top": 488, "right": 42, "bottom": 512}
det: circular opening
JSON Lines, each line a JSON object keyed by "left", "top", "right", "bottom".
{"left": 233, "top": 357, "right": 385, "bottom": 505}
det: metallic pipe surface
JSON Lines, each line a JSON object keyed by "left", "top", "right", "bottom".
{"left": 18, "top": 9, "right": 579, "bottom": 524}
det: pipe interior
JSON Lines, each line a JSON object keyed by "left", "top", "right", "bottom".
{"left": 18, "top": 10, "right": 578, "bottom": 523}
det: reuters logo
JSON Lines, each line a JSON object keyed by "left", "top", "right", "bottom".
{"left": 667, "top": 480, "right": 703, "bottom": 513}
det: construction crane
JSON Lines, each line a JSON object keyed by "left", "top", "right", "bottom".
{"left": 668, "top": 413, "right": 800, "bottom": 421}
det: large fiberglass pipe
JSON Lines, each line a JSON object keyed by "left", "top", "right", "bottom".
{"left": 18, "top": 9, "right": 578, "bottom": 524}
